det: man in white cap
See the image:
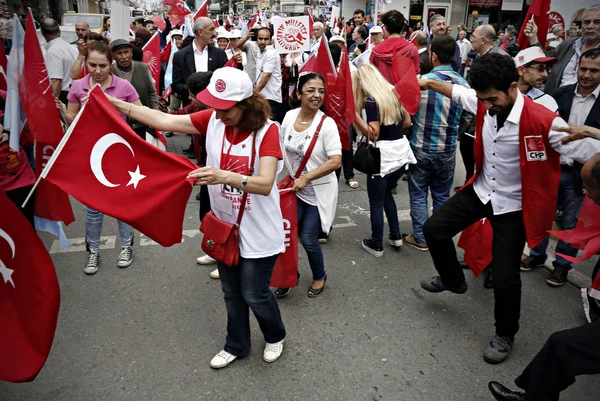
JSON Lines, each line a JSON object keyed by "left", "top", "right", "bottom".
{"left": 514, "top": 47, "right": 559, "bottom": 112}
{"left": 226, "top": 30, "right": 246, "bottom": 68}
{"left": 369, "top": 25, "right": 384, "bottom": 46}
{"left": 329, "top": 34, "right": 346, "bottom": 49}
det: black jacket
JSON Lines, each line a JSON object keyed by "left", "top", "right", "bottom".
{"left": 172, "top": 44, "right": 228, "bottom": 101}
{"left": 553, "top": 83, "right": 600, "bottom": 128}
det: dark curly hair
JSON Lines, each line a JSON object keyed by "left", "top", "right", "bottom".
{"left": 381, "top": 10, "right": 407, "bottom": 35}
{"left": 468, "top": 53, "right": 518, "bottom": 94}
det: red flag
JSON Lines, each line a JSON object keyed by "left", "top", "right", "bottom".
{"left": 224, "top": 56, "right": 238, "bottom": 68}
{"left": 167, "top": 14, "right": 183, "bottom": 26}
{"left": 142, "top": 32, "right": 161, "bottom": 94}
{"left": 0, "top": 42, "right": 7, "bottom": 91}
{"left": 307, "top": 11, "right": 314, "bottom": 37}
{"left": 168, "top": 3, "right": 191, "bottom": 19}
{"left": 457, "top": 219, "right": 493, "bottom": 279}
{"left": 329, "top": 46, "right": 355, "bottom": 150}
{"left": 271, "top": 190, "right": 299, "bottom": 288}
{"left": 300, "top": 36, "right": 337, "bottom": 86}
{"left": 392, "top": 54, "right": 422, "bottom": 116}
{"left": 0, "top": 190, "right": 60, "bottom": 383}
{"left": 213, "top": 19, "right": 220, "bottom": 29}
{"left": 19, "top": 10, "right": 75, "bottom": 226}
{"left": 549, "top": 198, "right": 600, "bottom": 263}
{"left": 192, "top": 0, "right": 208, "bottom": 21}
{"left": 150, "top": 15, "right": 166, "bottom": 32}
{"left": 41, "top": 86, "right": 198, "bottom": 247}
{"left": 517, "top": 0, "right": 551, "bottom": 49}
{"left": 248, "top": 14, "right": 260, "bottom": 30}
{"left": 162, "top": 0, "right": 182, "bottom": 6}
{"left": 160, "top": 40, "right": 172, "bottom": 62}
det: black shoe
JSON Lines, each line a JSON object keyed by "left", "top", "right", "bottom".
{"left": 488, "top": 381, "right": 525, "bottom": 401}
{"left": 165, "top": 132, "right": 173, "bottom": 137}
{"left": 362, "top": 238, "right": 383, "bottom": 257}
{"left": 520, "top": 254, "right": 547, "bottom": 272}
{"left": 420, "top": 276, "right": 468, "bottom": 294}
{"left": 196, "top": 192, "right": 201, "bottom": 201}
{"left": 460, "top": 260, "right": 470, "bottom": 270}
{"left": 483, "top": 268, "right": 494, "bottom": 289}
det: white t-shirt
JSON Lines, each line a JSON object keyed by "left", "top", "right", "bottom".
{"left": 256, "top": 46, "right": 282, "bottom": 103}
{"left": 45, "top": 37, "right": 79, "bottom": 91}
{"left": 285, "top": 127, "right": 317, "bottom": 206}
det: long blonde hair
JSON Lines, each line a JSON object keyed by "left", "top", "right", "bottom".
{"left": 352, "top": 64, "right": 405, "bottom": 126}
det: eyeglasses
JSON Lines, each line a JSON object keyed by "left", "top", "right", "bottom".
{"left": 525, "top": 64, "right": 549, "bottom": 72}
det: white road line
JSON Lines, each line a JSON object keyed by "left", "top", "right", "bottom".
{"left": 333, "top": 215, "right": 357, "bottom": 228}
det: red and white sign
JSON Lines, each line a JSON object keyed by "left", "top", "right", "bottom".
{"left": 270, "top": 189, "right": 299, "bottom": 288}
{"left": 273, "top": 16, "right": 310, "bottom": 54}
{"left": 524, "top": 135, "right": 547, "bottom": 161}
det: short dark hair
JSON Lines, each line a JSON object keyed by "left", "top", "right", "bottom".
{"left": 257, "top": 27, "right": 273, "bottom": 38}
{"left": 291, "top": 72, "right": 326, "bottom": 111}
{"left": 40, "top": 18, "right": 60, "bottom": 36}
{"left": 430, "top": 35, "right": 456, "bottom": 65}
{"left": 381, "top": 10, "right": 407, "bottom": 35}
{"left": 356, "top": 25, "right": 368, "bottom": 40}
{"left": 329, "top": 43, "right": 341, "bottom": 67}
{"left": 353, "top": 9, "right": 365, "bottom": 17}
{"left": 582, "top": 48, "right": 600, "bottom": 60}
{"left": 469, "top": 53, "right": 518, "bottom": 93}
{"left": 134, "top": 16, "right": 145, "bottom": 24}
{"left": 187, "top": 71, "right": 213, "bottom": 96}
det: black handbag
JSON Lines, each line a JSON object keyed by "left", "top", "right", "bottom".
{"left": 352, "top": 134, "right": 381, "bottom": 175}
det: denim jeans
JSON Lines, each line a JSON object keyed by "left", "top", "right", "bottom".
{"left": 85, "top": 207, "right": 134, "bottom": 253}
{"left": 529, "top": 167, "right": 584, "bottom": 270}
{"left": 297, "top": 198, "right": 327, "bottom": 281}
{"left": 217, "top": 254, "right": 286, "bottom": 357}
{"left": 366, "top": 168, "right": 404, "bottom": 246}
{"left": 408, "top": 147, "right": 456, "bottom": 243}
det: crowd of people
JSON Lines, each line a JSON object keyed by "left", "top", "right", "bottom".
{"left": 2, "top": 4, "right": 600, "bottom": 399}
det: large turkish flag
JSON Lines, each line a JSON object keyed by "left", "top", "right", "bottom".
{"left": 41, "top": 86, "right": 198, "bottom": 247}
{"left": 142, "top": 32, "right": 161, "bottom": 94}
{"left": 0, "top": 190, "right": 60, "bottom": 382}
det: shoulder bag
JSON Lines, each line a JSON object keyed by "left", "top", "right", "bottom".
{"left": 352, "top": 133, "right": 381, "bottom": 175}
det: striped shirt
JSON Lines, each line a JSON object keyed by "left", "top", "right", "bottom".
{"left": 412, "top": 66, "right": 469, "bottom": 153}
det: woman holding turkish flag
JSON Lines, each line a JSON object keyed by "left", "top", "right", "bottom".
{"left": 106, "top": 67, "right": 287, "bottom": 370}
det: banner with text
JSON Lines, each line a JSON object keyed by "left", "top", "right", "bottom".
{"left": 273, "top": 16, "right": 311, "bottom": 54}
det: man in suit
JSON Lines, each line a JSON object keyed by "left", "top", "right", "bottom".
{"left": 520, "top": 48, "right": 600, "bottom": 284}
{"left": 524, "top": 4, "right": 600, "bottom": 95}
{"left": 470, "top": 24, "right": 508, "bottom": 58}
{"left": 421, "top": 14, "right": 461, "bottom": 74}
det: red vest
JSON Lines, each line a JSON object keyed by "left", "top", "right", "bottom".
{"left": 463, "top": 96, "right": 561, "bottom": 248}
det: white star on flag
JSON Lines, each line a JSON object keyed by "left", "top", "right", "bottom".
{"left": 126, "top": 165, "right": 146, "bottom": 189}
{"left": 0, "top": 260, "right": 15, "bottom": 288}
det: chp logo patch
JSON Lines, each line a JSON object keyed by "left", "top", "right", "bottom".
{"left": 215, "top": 79, "right": 227, "bottom": 93}
{"left": 524, "top": 136, "right": 547, "bottom": 161}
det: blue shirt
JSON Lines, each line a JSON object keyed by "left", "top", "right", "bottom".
{"left": 411, "top": 66, "right": 469, "bottom": 153}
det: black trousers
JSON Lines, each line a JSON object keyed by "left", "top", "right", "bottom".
{"left": 423, "top": 185, "right": 526, "bottom": 337}
{"left": 459, "top": 134, "right": 475, "bottom": 183}
{"left": 199, "top": 185, "right": 210, "bottom": 222}
{"left": 515, "top": 320, "right": 600, "bottom": 400}
{"left": 6, "top": 185, "right": 35, "bottom": 227}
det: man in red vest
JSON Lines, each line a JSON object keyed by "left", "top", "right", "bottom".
{"left": 417, "top": 53, "right": 600, "bottom": 364}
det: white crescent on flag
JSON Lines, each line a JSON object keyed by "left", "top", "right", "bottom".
{"left": 90, "top": 133, "right": 146, "bottom": 188}
{"left": 0, "top": 227, "right": 16, "bottom": 288}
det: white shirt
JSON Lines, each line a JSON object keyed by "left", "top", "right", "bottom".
{"left": 569, "top": 84, "right": 600, "bottom": 126}
{"left": 255, "top": 46, "right": 282, "bottom": 103}
{"left": 45, "top": 37, "right": 78, "bottom": 91}
{"left": 561, "top": 38, "right": 600, "bottom": 87}
{"left": 456, "top": 39, "right": 472, "bottom": 63}
{"left": 525, "top": 87, "right": 558, "bottom": 113}
{"left": 452, "top": 85, "right": 600, "bottom": 215}
{"left": 192, "top": 41, "right": 209, "bottom": 72}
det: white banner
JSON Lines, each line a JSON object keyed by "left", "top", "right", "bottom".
{"left": 550, "top": 0, "right": 590, "bottom": 33}
{"left": 501, "top": 0, "right": 523, "bottom": 11}
{"left": 110, "top": 0, "right": 130, "bottom": 40}
{"left": 273, "top": 16, "right": 311, "bottom": 54}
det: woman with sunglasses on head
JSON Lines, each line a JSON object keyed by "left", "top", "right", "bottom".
{"left": 274, "top": 72, "right": 342, "bottom": 299}
{"left": 106, "top": 67, "right": 286, "bottom": 369}
{"left": 352, "top": 64, "right": 414, "bottom": 258}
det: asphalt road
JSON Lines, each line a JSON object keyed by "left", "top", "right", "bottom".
{"left": 2, "top": 134, "right": 598, "bottom": 401}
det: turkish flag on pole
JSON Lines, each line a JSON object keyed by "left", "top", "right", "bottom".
{"left": 329, "top": 46, "right": 355, "bottom": 150}
{"left": 0, "top": 42, "right": 7, "bottom": 92}
{"left": 300, "top": 36, "right": 337, "bottom": 89}
{"left": 169, "top": 2, "right": 191, "bottom": 19}
{"left": 517, "top": 0, "right": 551, "bottom": 49}
{"left": 20, "top": 9, "right": 75, "bottom": 226}
{"left": 193, "top": 0, "right": 208, "bottom": 21}
{"left": 270, "top": 190, "right": 299, "bottom": 288}
{"left": 0, "top": 190, "right": 60, "bottom": 383}
{"left": 40, "top": 86, "right": 198, "bottom": 247}
{"left": 392, "top": 54, "right": 422, "bottom": 116}
{"left": 142, "top": 32, "right": 160, "bottom": 94}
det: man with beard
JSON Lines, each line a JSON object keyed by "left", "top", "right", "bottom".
{"left": 417, "top": 53, "right": 600, "bottom": 364}
{"left": 515, "top": 47, "right": 559, "bottom": 113}
{"left": 110, "top": 39, "right": 159, "bottom": 139}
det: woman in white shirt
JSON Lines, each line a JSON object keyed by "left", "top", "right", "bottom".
{"left": 352, "top": 64, "right": 415, "bottom": 258}
{"left": 275, "top": 72, "right": 342, "bottom": 298}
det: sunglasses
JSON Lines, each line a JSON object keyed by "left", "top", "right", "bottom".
{"left": 525, "top": 64, "right": 549, "bottom": 72}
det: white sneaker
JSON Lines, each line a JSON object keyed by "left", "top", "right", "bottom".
{"left": 210, "top": 350, "right": 237, "bottom": 369}
{"left": 263, "top": 339, "right": 284, "bottom": 363}
{"left": 197, "top": 255, "right": 217, "bottom": 265}
{"left": 210, "top": 268, "right": 220, "bottom": 279}
{"left": 117, "top": 246, "right": 134, "bottom": 268}
{"left": 84, "top": 252, "right": 100, "bottom": 275}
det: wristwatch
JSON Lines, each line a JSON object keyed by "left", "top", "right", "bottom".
{"left": 240, "top": 176, "right": 249, "bottom": 192}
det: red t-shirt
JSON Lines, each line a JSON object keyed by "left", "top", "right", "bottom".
{"left": 190, "top": 109, "right": 282, "bottom": 160}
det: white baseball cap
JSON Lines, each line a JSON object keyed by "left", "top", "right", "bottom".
{"left": 370, "top": 25, "right": 383, "bottom": 34}
{"left": 170, "top": 29, "right": 183, "bottom": 38}
{"left": 230, "top": 29, "right": 242, "bottom": 38}
{"left": 216, "top": 31, "right": 230, "bottom": 40}
{"left": 196, "top": 67, "right": 253, "bottom": 110}
{"left": 514, "top": 46, "right": 557, "bottom": 68}
{"left": 329, "top": 35, "right": 346, "bottom": 44}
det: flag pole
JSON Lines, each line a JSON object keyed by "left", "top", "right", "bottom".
{"left": 21, "top": 101, "right": 88, "bottom": 208}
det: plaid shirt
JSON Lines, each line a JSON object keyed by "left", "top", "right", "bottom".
{"left": 411, "top": 66, "right": 469, "bottom": 153}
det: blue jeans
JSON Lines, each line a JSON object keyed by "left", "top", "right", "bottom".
{"left": 408, "top": 147, "right": 456, "bottom": 243}
{"left": 217, "top": 255, "right": 286, "bottom": 357}
{"left": 85, "top": 207, "right": 134, "bottom": 253}
{"left": 297, "top": 198, "right": 327, "bottom": 281}
{"left": 530, "top": 167, "right": 584, "bottom": 270}
{"left": 366, "top": 167, "right": 404, "bottom": 246}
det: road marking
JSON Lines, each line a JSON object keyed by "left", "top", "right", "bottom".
{"left": 332, "top": 215, "right": 357, "bottom": 228}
